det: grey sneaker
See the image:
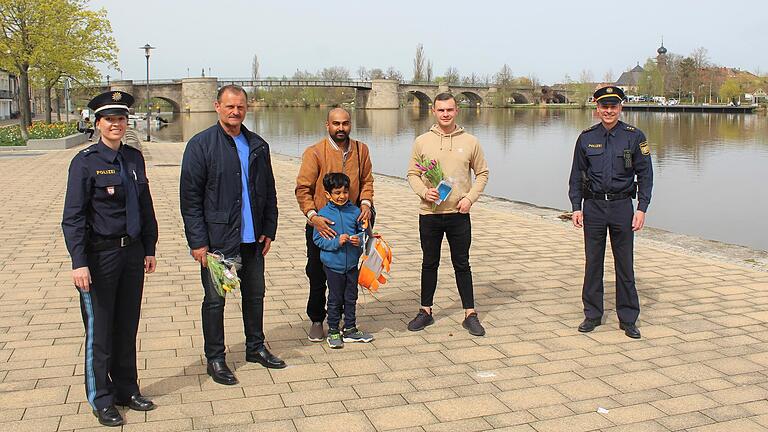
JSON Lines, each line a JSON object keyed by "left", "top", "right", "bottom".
{"left": 462, "top": 312, "right": 486, "bottom": 336}
{"left": 327, "top": 330, "right": 343, "bottom": 349}
{"left": 308, "top": 321, "right": 324, "bottom": 342}
{"left": 342, "top": 327, "right": 374, "bottom": 343}
{"left": 407, "top": 309, "right": 434, "bottom": 331}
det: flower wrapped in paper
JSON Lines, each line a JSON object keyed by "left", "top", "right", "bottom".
{"left": 415, "top": 157, "right": 452, "bottom": 207}
{"left": 206, "top": 252, "right": 242, "bottom": 297}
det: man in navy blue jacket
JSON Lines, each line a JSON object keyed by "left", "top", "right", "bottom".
{"left": 180, "top": 85, "right": 284, "bottom": 386}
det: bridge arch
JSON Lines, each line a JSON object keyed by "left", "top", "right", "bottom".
{"left": 137, "top": 96, "right": 181, "bottom": 113}
{"left": 510, "top": 92, "right": 530, "bottom": 104}
{"left": 407, "top": 91, "right": 432, "bottom": 109}
{"left": 456, "top": 91, "right": 483, "bottom": 107}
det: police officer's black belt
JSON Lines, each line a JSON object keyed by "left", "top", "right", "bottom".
{"left": 585, "top": 191, "right": 632, "bottom": 201}
{"left": 89, "top": 235, "right": 134, "bottom": 252}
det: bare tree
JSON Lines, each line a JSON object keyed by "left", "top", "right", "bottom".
{"left": 369, "top": 68, "right": 385, "bottom": 79}
{"left": 320, "top": 66, "right": 350, "bottom": 80}
{"left": 251, "top": 54, "right": 259, "bottom": 79}
{"left": 426, "top": 60, "right": 433, "bottom": 82}
{"left": 386, "top": 66, "right": 403, "bottom": 81}
{"left": 413, "top": 43, "right": 426, "bottom": 82}
{"left": 603, "top": 69, "right": 614, "bottom": 83}
{"left": 444, "top": 66, "right": 460, "bottom": 84}
{"left": 494, "top": 64, "right": 513, "bottom": 86}
{"left": 357, "top": 66, "right": 369, "bottom": 80}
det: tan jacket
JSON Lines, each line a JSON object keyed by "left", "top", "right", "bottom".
{"left": 407, "top": 124, "right": 489, "bottom": 215}
{"left": 295, "top": 137, "right": 374, "bottom": 217}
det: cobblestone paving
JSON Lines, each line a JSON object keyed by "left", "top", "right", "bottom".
{"left": 1, "top": 142, "right": 767, "bottom": 431}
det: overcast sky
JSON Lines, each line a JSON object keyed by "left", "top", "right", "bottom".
{"left": 89, "top": 0, "right": 768, "bottom": 84}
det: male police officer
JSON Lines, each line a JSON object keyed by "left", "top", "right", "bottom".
{"left": 568, "top": 86, "right": 653, "bottom": 339}
{"left": 63, "top": 91, "right": 158, "bottom": 426}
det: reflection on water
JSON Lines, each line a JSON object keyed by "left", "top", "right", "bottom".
{"left": 152, "top": 108, "right": 768, "bottom": 251}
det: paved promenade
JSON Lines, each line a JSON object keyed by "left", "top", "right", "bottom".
{"left": 1, "top": 142, "right": 768, "bottom": 432}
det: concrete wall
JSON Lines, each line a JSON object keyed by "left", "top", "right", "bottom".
{"left": 27, "top": 133, "right": 88, "bottom": 150}
{"left": 359, "top": 80, "right": 400, "bottom": 109}
{"left": 181, "top": 77, "right": 218, "bottom": 112}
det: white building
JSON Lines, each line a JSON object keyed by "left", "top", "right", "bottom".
{"left": 0, "top": 69, "right": 18, "bottom": 120}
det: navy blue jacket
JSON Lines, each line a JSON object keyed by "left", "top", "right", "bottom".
{"left": 313, "top": 201, "right": 363, "bottom": 274}
{"left": 180, "top": 123, "right": 278, "bottom": 257}
{"left": 568, "top": 120, "right": 653, "bottom": 212}
{"left": 62, "top": 141, "right": 158, "bottom": 269}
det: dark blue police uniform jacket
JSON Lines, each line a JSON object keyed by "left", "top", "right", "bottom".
{"left": 568, "top": 120, "right": 653, "bottom": 212}
{"left": 62, "top": 141, "right": 158, "bottom": 268}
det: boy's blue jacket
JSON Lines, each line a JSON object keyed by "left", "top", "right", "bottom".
{"left": 313, "top": 201, "right": 363, "bottom": 274}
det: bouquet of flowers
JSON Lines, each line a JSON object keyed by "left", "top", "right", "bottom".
{"left": 415, "top": 157, "right": 452, "bottom": 206}
{"left": 206, "top": 252, "right": 242, "bottom": 297}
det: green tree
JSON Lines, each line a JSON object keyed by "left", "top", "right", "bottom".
{"left": 719, "top": 78, "right": 741, "bottom": 104}
{"left": 0, "top": 0, "right": 117, "bottom": 139}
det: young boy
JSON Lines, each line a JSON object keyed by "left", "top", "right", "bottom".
{"left": 313, "top": 173, "right": 374, "bottom": 348}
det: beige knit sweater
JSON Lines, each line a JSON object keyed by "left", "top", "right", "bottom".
{"left": 406, "top": 124, "right": 489, "bottom": 215}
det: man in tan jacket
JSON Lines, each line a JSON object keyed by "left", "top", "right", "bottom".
{"left": 406, "top": 93, "right": 489, "bottom": 336}
{"left": 295, "top": 108, "right": 374, "bottom": 342}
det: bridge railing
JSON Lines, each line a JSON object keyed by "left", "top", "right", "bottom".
{"left": 218, "top": 78, "right": 372, "bottom": 89}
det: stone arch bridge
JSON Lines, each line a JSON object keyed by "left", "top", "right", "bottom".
{"left": 91, "top": 78, "right": 570, "bottom": 112}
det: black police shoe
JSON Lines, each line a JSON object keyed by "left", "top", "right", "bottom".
{"left": 92, "top": 405, "right": 123, "bottom": 427}
{"left": 577, "top": 317, "right": 602, "bottom": 333}
{"left": 246, "top": 347, "right": 287, "bottom": 369}
{"left": 115, "top": 393, "right": 156, "bottom": 411}
{"left": 207, "top": 360, "right": 239, "bottom": 385}
{"left": 619, "top": 322, "right": 641, "bottom": 339}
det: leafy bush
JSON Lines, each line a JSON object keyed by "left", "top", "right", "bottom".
{"left": 0, "top": 121, "right": 80, "bottom": 146}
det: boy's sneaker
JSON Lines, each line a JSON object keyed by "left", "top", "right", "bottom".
{"left": 342, "top": 327, "right": 374, "bottom": 343}
{"left": 308, "top": 322, "right": 324, "bottom": 342}
{"left": 327, "top": 330, "right": 343, "bottom": 349}
{"left": 407, "top": 309, "right": 434, "bottom": 331}
{"left": 462, "top": 312, "right": 486, "bottom": 336}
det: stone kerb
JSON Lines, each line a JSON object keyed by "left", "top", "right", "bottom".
{"left": 27, "top": 133, "right": 88, "bottom": 150}
{"left": 181, "top": 77, "right": 218, "bottom": 112}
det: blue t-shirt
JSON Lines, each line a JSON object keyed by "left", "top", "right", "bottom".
{"left": 234, "top": 134, "right": 255, "bottom": 243}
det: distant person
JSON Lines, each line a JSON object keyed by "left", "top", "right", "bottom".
{"left": 180, "top": 85, "right": 285, "bottom": 387}
{"left": 405, "top": 92, "right": 489, "bottom": 337}
{"left": 313, "top": 172, "right": 374, "bottom": 348}
{"left": 568, "top": 85, "right": 654, "bottom": 339}
{"left": 62, "top": 91, "right": 159, "bottom": 427}
{"left": 295, "top": 108, "right": 374, "bottom": 343}
{"left": 78, "top": 116, "right": 95, "bottom": 140}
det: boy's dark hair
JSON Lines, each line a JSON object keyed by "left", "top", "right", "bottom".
{"left": 323, "top": 172, "right": 350, "bottom": 191}
{"left": 433, "top": 92, "right": 456, "bottom": 104}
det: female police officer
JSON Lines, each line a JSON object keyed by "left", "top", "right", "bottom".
{"left": 62, "top": 91, "right": 159, "bottom": 427}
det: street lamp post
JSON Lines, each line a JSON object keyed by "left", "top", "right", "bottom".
{"left": 140, "top": 44, "right": 155, "bottom": 142}
{"left": 106, "top": 74, "right": 110, "bottom": 87}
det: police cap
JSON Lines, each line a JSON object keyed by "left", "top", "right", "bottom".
{"left": 593, "top": 86, "right": 626, "bottom": 105}
{"left": 87, "top": 91, "right": 134, "bottom": 119}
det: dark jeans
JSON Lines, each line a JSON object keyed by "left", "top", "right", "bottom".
{"left": 324, "top": 266, "right": 360, "bottom": 331}
{"left": 305, "top": 224, "right": 328, "bottom": 323}
{"left": 419, "top": 213, "right": 474, "bottom": 309}
{"left": 582, "top": 198, "right": 639, "bottom": 323}
{"left": 78, "top": 240, "right": 144, "bottom": 410}
{"left": 200, "top": 242, "right": 265, "bottom": 361}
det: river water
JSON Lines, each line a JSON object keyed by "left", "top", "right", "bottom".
{"left": 149, "top": 107, "right": 768, "bottom": 251}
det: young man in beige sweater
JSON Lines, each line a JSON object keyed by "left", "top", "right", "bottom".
{"left": 406, "top": 93, "right": 489, "bottom": 336}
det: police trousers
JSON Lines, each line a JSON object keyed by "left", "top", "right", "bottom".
{"left": 78, "top": 240, "right": 145, "bottom": 410}
{"left": 200, "top": 242, "right": 265, "bottom": 361}
{"left": 582, "top": 198, "right": 640, "bottom": 323}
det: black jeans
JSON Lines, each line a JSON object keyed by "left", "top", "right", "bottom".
{"left": 200, "top": 242, "right": 265, "bottom": 361}
{"left": 582, "top": 198, "right": 639, "bottom": 323}
{"left": 305, "top": 224, "right": 328, "bottom": 323}
{"left": 79, "top": 240, "right": 144, "bottom": 410}
{"left": 324, "top": 266, "right": 359, "bottom": 331}
{"left": 419, "top": 213, "right": 474, "bottom": 309}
